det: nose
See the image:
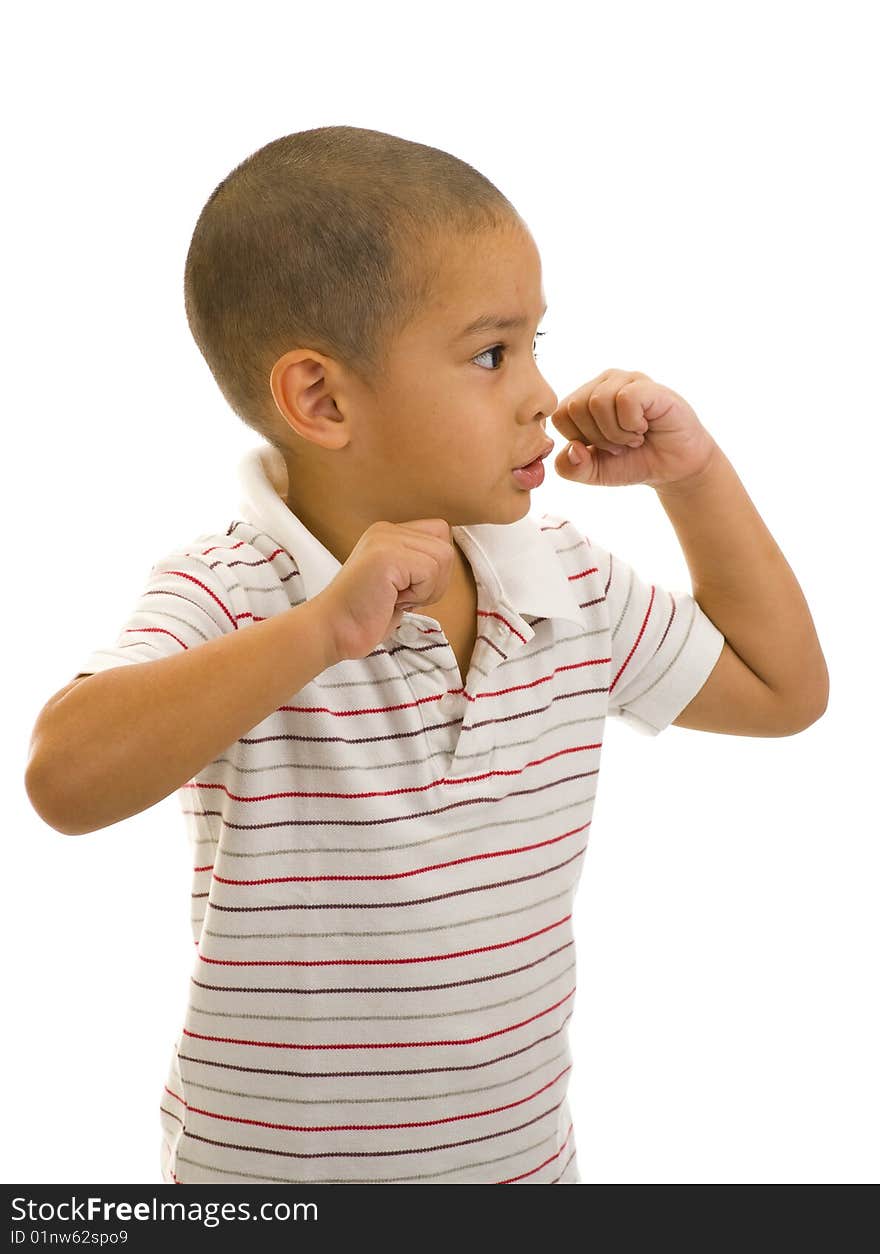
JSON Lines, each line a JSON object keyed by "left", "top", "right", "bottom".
{"left": 537, "top": 373, "right": 558, "bottom": 424}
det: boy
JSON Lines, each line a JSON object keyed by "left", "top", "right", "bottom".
{"left": 24, "top": 126, "right": 829, "bottom": 1185}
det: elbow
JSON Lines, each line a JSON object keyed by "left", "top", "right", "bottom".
{"left": 806, "top": 670, "right": 831, "bottom": 727}
{"left": 783, "top": 679, "right": 830, "bottom": 736}
{"left": 24, "top": 755, "right": 89, "bottom": 837}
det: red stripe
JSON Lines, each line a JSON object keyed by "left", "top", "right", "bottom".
{"left": 169, "top": 1066, "right": 571, "bottom": 1134}
{"left": 415, "top": 607, "right": 528, "bottom": 646}
{"left": 210, "top": 821, "right": 588, "bottom": 884}
{"left": 478, "top": 607, "right": 528, "bottom": 644}
{"left": 610, "top": 583, "right": 655, "bottom": 694}
{"left": 186, "top": 742, "right": 601, "bottom": 803}
{"left": 182, "top": 985, "right": 575, "bottom": 1050}
{"left": 566, "top": 565, "right": 599, "bottom": 582}
{"left": 197, "top": 540, "right": 248, "bottom": 556}
{"left": 162, "top": 570, "right": 239, "bottom": 629}
{"left": 227, "top": 655, "right": 609, "bottom": 722}
{"left": 123, "top": 625, "right": 187, "bottom": 649}
{"left": 459, "top": 657, "right": 610, "bottom": 704}
{"left": 197, "top": 913, "right": 572, "bottom": 967}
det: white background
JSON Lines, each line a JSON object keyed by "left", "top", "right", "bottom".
{"left": 5, "top": 0, "right": 877, "bottom": 1184}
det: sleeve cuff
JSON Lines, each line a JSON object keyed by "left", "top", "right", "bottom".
{"left": 614, "top": 601, "right": 726, "bottom": 737}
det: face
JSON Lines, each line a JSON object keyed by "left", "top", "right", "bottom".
{"left": 270, "top": 221, "right": 558, "bottom": 558}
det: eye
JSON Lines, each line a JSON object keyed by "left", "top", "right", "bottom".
{"left": 473, "top": 331, "right": 546, "bottom": 371}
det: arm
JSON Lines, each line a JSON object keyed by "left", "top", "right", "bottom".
{"left": 656, "top": 444, "right": 830, "bottom": 735}
{"left": 24, "top": 594, "right": 340, "bottom": 836}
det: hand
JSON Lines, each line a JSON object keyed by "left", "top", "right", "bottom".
{"left": 317, "top": 519, "right": 456, "bottom": 662}
{"left": 550, "top": 368, "right": 718, "bottom": 490}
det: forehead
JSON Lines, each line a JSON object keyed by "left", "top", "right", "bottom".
{"left": 413, "top": 225, "right": 546, "bottom": 340}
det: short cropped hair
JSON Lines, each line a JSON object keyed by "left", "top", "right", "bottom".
{"left": 183, "top": 125, "right": 522, "bottom": 450}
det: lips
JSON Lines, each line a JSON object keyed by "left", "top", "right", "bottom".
{"left": 514, "top": 440, "right": 555, "bottom": 470}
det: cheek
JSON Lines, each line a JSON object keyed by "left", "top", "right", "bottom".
{"left": 362, "top": 410, "right": 423, "bottom": 462}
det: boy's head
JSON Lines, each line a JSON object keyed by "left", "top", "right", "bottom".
{"left": 184, "top": 126, "right": 557, "bottom": 552}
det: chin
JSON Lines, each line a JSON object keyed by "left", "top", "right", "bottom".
{"left": 508, "top": 486, "right": 532, "bottom": 509}
{"left": 455, "top": 492, "right": 532, "bottom": 528}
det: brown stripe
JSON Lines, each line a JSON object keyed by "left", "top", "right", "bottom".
{"left": 180, "top": 1044, "right": 570, "bottom": 1108}
{"left": 204, "top": 788, "right": 591, "bottom": 862}
{"left": 203, "top": 846, "right": 585, "bottom": 914}
{"left": 187, "top": 769, "right": 598, "bottom": 834}
{"left": 201, "top": 879, "right": 578, "bottom": 942}
{"left": 225, "top": 681, "right": 609, "bottom": 750}
{"left": 211, "top": 708, "right": 595, "bottom": 788}
{"left": 188, "top": 957, "right": 576, "bottom": 1025}
{"left": 172, "top": 1124, "right": 561, "bottom": 1184}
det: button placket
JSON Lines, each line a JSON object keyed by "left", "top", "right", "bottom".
{"left": 395, "top": 614, "right": 445, "bottom": 673}
{"left": 444, "top": 604, "right": 536, "bottom": 779}
{"left": 395, "top": 597, "right": 536, "bottom": 781}
{"left": 393, "top": 616, "right": 459, "bottom": 759}
{"left": 382, "top": 614, "right": 466, "bottom": 783}
{"left": 469, "top": 604, "right": 533, "bottom": 690}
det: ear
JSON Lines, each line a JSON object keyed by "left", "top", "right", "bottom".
{"left": 269, "top": 352, "right": 348, "bottom": 450}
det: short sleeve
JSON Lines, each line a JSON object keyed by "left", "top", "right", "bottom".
{"left": 76, "top": 540, "right": 242, "bottom": 676}
{"left": 591, "top": 537, "right": 725, "bottom": 737}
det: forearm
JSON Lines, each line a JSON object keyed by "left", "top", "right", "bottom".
{"left": 654, "top": 443, "right": 829, "bottom": 711}
{"left": 26, "top": 594, "right": 339, "bottom": 836}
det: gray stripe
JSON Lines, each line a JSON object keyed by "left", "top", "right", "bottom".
{"left": 187, "top": 956, "right": 576, "bottom": 1025}
{"left": 611, "top": 563, "right": 635, "bottom": 641}
{"left": 301, "top": 625, "right": 600, "bottom": 693}
{"left": 554, "top": 532, "right": 592, "bottom": 562}
{"left": 202, "top": 882, "right": 574, "bottom": 941}
{"left": 616, "top": 596, "right": 701, "bottom": 707}
{"left": 131, "top": 603, "right": 219, "bottom": 642}
{"left": 212, "top": 710, "right": 602, "bottom": 779}
{"left": 208, "top": 793, "right": 595, "bottom": 860}
{"left": 179, "top": 1044, "right": 569, "bottom": 1107}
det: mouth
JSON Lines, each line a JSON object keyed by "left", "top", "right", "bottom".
{"left": 511, "top": 440, "right": 555, "bottom": 490}
{"left": 513, "top": 440, "right": 555, "bottom": 471}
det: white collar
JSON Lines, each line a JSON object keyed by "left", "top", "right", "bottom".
{"left": 236, "top": 443, "right": 585, "bottom": 626}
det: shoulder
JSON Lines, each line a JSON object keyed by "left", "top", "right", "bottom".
{"left": 162, "top": 519, "right": 301, "bottom": 591}
{"left": 126, "top": 518, "right": 306, "bottom": 637}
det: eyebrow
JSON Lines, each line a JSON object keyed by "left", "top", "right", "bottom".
{"left": 453, "top": 305, "right": 548, "bottom": 341}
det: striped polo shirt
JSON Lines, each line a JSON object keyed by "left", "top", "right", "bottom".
{"left": 77, "top": 442, "right": 725, "bottom": 1185}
